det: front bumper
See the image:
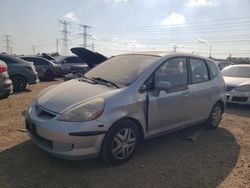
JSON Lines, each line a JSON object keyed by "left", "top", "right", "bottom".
{"left": 226, "top": 90, "right": 250, "bottom": 105}
{"left": 25, "top": 104, "right": 107, "bottom": 160}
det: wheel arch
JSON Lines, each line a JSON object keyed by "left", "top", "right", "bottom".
{"left": 107, "top": 117, "right": 145, "bottom": 141}
{"left": 10, "top": 74, "right": 28, "bottom": 82}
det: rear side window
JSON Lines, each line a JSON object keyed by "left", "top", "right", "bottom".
{"left": 0, "top": 56, "right": 12, "bottom": 64}
{"left": 190, "top": 58, "right": 209, "bottom": 84}
{"left": 206, "top": 60, "right": 219, "bottom": 79}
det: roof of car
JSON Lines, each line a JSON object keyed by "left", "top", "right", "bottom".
{"left": 228, "top": 64, "right": 250, "bottom": 67}
{"left": 127, "top": 51, "right": 213, "bottom": 60}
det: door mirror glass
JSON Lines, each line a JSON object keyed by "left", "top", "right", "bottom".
{"left": 155, "top": 81, "right": 171, "bottom": 91}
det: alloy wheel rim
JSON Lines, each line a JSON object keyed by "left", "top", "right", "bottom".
{"left": 211, "top": 106, "right": 222, "bottom": 126}
{"left": 111, "top": 128, "right": 136, "bottom": 160}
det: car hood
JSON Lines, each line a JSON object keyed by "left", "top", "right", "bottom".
{"left": 70, "top": 47, "right": 107, "bottom": 68}
{"left": 223, "top": 76, "right": 250, "bottom": 86}
{"left": 37, "top": 79, "right": 115, "bottom": 113}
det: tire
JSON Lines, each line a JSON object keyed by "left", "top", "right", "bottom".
{"left": 11, "top": 75, "right": 27, "bottom": 92}
{"left": 101, "top": 119, "right": 140, "bottom": 165}
{"left": 206, "top": 103, "right": 223, "bottom": 130}
{"left": 44, "top": 70, "right": 54, "bottom": 81}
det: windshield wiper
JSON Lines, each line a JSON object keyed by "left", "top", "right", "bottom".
{"left": 79, "top": 75, "right": 97, "bottom": 84}
{"left": 91, "top": 77, "right": 120, "bottom": 88}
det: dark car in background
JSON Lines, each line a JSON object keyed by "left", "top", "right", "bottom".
{"left": 63, "top": 47, "right": 107, "bottom": 81}
{"left": 55, "top": 47, "right": 107, "bottom": 76}
{"left": 20, "top": 56, "right": 62, "bottom": 81}
{"left": 0, "top": 54, "right": 39, "bottom": 92}
{"left": 0, "top": 60, "right": 13, "bottom": 99}
{"left": 54, "top": 55, "right": 88, "bottom": 75}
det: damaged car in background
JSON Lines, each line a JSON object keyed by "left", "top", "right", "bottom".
{"left": 222, "top": 64, "right": 250, "bottom": 105}
{"left": 63, "top": 47, "right": 107, "bottom": 81}
{"left": 25, "top": 52, "right": 225, "bottom": 164}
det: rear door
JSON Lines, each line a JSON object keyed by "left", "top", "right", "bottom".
{"left": 188, "top": 58, "right": 214, "bottom": 122}
{"left": 147, "top": 57, "right": 193, "bottom": 136}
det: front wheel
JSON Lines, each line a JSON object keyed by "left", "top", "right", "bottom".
{"left": 207, "top": 103, "right": 223, "bottom": 129}
{"left": 101, "top": 120, "right": 140, "bottom": 165}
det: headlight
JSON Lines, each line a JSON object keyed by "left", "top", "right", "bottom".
{"left": 57, "top": 98, "right": 105, "bottom": 122}
{"left": 235, "top": 85, "right": 250, "bottom": 91}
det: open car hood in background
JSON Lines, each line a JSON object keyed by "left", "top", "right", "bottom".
{"left": 70, "top": 47, "right": 107, "bottom": 68}
{"left": 41, "top": 53, "right": 55, "bottom": 61}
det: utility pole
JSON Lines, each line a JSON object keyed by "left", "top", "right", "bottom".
{"left": 58, "top": 19, "right": 71, "bottom": 55}
{"left": 173, "top": 45, "right": 178, "bottom": 52}
{"left": 79, "top": 24, "right": 91, "bottom": 48}
{"left": 32, "top": 45, "right": 35, "bottom": 55}
{"left": 91, "top": 42, "right": 94, "bottom": 51}
{"left": 56, "top": 38, "right": 59, "bottom": 53}
{"left": 209, "top": 45, "right": 212, "bottom": 58}
{"left": 2, "top": 35, "right": 12, "bottom": 54}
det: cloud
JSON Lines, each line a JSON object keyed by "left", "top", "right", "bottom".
{"left": 64, "top": 12, "right": 79, "bottom": 22}
{"left": 197, "top": 38, "right": 209, "bottom": 43}
{"left": 104, "top": 0, "right": 128, "bottom": 3}
{"left": 187, "top": 0, "right": 220, "bottom": 7}
{"left": 160, "top": 12, "right": 186, "bottom": 26}
{"left": 110, "top": 38, "right": 146, "bottom": 51}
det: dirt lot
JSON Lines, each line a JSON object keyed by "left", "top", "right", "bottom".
{"left": 0, "top": 79, "right": 249, "bottom": 188}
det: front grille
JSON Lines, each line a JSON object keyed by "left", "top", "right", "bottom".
{"left": 35, "top": 104, "right": 56, "bottom": 119}
{"left": 232, "top": 96, "right": 248, "bottom": 102}
{"left": 226, "top": 86, "right": 235, "bottom": 91}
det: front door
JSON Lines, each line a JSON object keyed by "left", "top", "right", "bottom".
{"left": 147, "top": 57, "right": 193, "bottom": 136}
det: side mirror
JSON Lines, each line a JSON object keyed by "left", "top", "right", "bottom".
{"left": 154, "top": 81, "right": 171, "bottom": 96}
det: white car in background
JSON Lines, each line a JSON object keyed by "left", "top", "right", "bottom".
{"left": 221, "top": 64, "right": 250, "bottom": 105}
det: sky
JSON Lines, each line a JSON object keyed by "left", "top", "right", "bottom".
{"left": 0, "top": 0, "right": 250, "bottom": 58}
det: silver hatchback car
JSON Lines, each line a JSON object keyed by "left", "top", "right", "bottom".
{"left": 26, "top": 52, "right": 226, "bottom": 164}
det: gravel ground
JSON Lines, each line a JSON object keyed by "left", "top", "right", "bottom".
{"left": 0, "top": 79, "right": 249, "bottom": 188}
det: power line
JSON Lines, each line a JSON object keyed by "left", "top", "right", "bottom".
{"left": 58, "top": 19, "right": 71, "bottom": 55}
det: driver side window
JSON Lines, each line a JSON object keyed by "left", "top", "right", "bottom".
{"left": 155, "top": 57, "right": 188, "bottom": 88}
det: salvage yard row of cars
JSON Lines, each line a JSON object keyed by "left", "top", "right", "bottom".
{"left": 0, "top": 47, "right": 105, "bottom": 97}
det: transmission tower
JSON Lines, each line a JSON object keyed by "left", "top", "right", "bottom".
{"left": 79, "top": 24, "right": 91, "bottom": 48}
{"left": 2, "top": 35, "right": 12, "bottom": 54}
{"left": 32, "top": 45, "right": 36, "bottom": 55}
{"left": 56, "top": 38, "right": 59, "bottom": 53}
{"left": 58, "top": 19, "right": 71, "bottom": 55}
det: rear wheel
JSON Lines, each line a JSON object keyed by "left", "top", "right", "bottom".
{"left": 207, "top": 103, "right": 223, "bottom": 129}
{"left": 101, "top": 120, "right": 140, "bottom": 165}
{"left": 11, "top": 75, "right": 27, "bottom": 92}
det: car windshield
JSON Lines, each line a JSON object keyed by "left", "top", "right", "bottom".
{"left": 221, "top": 66, "right": 250, "bottom": 78}
{"left": 84, "top": 54, "right": 158, "bottom": 86}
